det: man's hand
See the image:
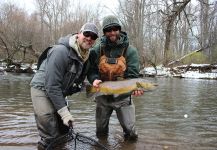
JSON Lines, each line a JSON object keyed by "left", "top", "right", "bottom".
{"left": 92, "top": 79, "right": 102, "bottom": 91}
{"left": 57, "top": 106, "right": 74, "bottom": 127}
{"left": 132, "top": 89, "right": 144, "bottom": 96}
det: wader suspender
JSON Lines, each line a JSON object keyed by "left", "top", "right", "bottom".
{"left": 100, "top": 45, "right": 127, "bottom": 58}
{"left": 99, "top": 44, "right": 128, "bottom": 81}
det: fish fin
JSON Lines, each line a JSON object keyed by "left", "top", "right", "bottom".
{"left": 86, "top": 84, "right": 102, "bottom": 98}
{"left": 86, "top": 92, "right": 95, "bottom": 98}
{"left": 116, "top": 77, "right": 125, "bottom": 81}
{"left": 86, "top": 91, "right": 102, "bottom": 98}
{"left": 153, "top": 83, "right": 158, "bottom": 87}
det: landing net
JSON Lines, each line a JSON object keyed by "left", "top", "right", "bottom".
{"left": 46, "top": 128, "right": 109, "bottom": 150}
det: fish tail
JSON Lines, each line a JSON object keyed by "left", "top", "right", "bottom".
{"left": 153, "top": 83, "right": 158, "bottom": 87}
{"left": 86, "top": 84, "right": 96, "bottom": 98}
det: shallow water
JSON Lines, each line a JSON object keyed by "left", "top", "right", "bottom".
{"left": 0, "top": 73, "right": 217, "bottom": 150}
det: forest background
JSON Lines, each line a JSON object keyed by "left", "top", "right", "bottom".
{"left": 0, "top": 0, "right": 216, "bottom": 68}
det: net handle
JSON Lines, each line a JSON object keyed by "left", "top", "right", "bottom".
{"left": 68, "top": 120, "right": 76, "bottom": 138}
{"left": 68, "top": 120, "right": 73, "bottom": 128}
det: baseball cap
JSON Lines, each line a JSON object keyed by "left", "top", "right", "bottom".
{"left": 80, "top": 23, "right": 99, "bottom": 37}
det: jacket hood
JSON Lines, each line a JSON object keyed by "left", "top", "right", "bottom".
{"left": 57, "top": 34, "right": 89, "bottom": 62}
{"left": 57, "top": 34, "right": 71, "bottom": 48}
{"left": 101, "top": 31, "right": 129, "bottom": 48}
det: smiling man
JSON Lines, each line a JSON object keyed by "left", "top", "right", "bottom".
{"left": 87, "top": 16, "right": 144, "bottom": 141}
{"left": 30, "top": 23, "right": 98, "bottom": 149}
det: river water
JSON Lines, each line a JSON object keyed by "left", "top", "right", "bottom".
{"left": 0, "top": 73, "right": 217, "bottom": 150}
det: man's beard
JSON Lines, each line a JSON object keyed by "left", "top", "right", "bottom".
{"left": 80, "top": 40, "right": 92, "bottom": 50}
{"left": 108, "top": 34, "right": 119, "bottom": 42}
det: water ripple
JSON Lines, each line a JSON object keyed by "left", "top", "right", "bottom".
{"left": 0, "top": 75, "right": 217, "bottom": 149}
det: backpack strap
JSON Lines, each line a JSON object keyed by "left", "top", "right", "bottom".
{"left": 37, "top": 46, "right": 53, "bottom": 70}
{"left": 100, "top": 44, "right": 129, "bottom": 57}
{"left": 121, "top": 46, "right": 127, "bottom": 56}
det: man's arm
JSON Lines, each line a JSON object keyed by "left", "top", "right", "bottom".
{"left": 45, "top": 45, "right": 68, "bottom": 110}
{"left": 87, "top": 45, "right": 101, "bottom": 84}
{"left": 125, "top": 45, "right": 140, "bottom": 78}
{"left": 125, "top": 45, "right": 144, "bottom": 96}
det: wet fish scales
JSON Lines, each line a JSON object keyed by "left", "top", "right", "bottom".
{"left": 86, "top": 78, "right": 157, "bottom": 97}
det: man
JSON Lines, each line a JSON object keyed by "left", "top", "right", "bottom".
{"left": 87, "top": 15, "right": 144, "bottom": 140}
{"left": 30, "top": 23, "right": 98, "bottom": 149}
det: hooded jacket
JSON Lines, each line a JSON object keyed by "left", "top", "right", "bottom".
{"left": 30, "top": 34, "right": 89, "bottom": 110}
{"left": 87, "top": 31, "right": 140, "bottom": 84}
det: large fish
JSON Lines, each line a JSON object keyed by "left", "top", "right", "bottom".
{"left": 86, "top": 78, "right": 157, "bottom": 97}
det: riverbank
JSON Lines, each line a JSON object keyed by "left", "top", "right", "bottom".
{"left": 1, "top": 62, "right": 217, "bottom": 79}
{"left": 0, "top": 62, "right": 36, "bottom": 74}
{"left": 0, "top": 146, "right": 35, "bottom": 150}
{"left": 142, "top": 63, "right": 217, "bottom": 79}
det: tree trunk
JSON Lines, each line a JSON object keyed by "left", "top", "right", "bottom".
{"left": 163, "top": 0, "right": 190, "bottom": 66}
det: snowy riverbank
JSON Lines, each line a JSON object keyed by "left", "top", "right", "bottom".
{"left": 142, "top": 64, "right": 217, "bottom": 79}
{"left": 1, "top": 62, "right": 217, "bottom": 80}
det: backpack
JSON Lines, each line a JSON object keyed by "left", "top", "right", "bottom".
{"left": 36, "top": 45, "right": 82, "bottom": 95}
{"left": 36, "top": 46, "right": 53, "bottom": 70}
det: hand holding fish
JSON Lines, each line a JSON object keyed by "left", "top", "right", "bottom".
{"left": 93, "top": 79, "right": 102, "bottom": 91}
{"left": 132, "top": 89, "right": 144, "bottom": 96}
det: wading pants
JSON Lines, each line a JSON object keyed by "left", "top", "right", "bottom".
{"left": 31, "top": 87, "right": 68, "bottom": 146}
{"left": 95, "top": 95, "right": 138, "bottom": 140}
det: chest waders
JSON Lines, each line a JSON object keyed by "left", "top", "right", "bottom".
{"left": 99, "top": 46, "right": 127, "bottom": 81}
{"left": 95, "top": 45, "right": 138, "bottom": 140}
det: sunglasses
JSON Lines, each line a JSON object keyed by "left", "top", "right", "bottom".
{"left": 83, "top": 31, "right": 98, "bottom": 40}
{"left": 104, "top": 26, "right": 120, "bottom": 32}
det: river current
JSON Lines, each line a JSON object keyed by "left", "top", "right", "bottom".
{"left": 0, "top": 73, "right": 216, "bottom": 150}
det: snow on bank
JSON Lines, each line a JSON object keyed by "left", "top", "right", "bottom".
{"left": 1, "top": 62, "right": 217, "bottom": 80}
{"left": 181, "top": 71, "right": 217, "bottom": 79}
{"left": 143, "top": 65, "right": 172, "bottom": 77}
{"left": 142, "top": 64, "right": 217, "bottom": 79}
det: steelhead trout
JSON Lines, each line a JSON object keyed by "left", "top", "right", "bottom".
{"left": 86, "top": 78, "right": 157, "bottom": 97}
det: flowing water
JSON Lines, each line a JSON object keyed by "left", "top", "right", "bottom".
{"left": 0, "top": 73, "right": 217, "bottom": 150}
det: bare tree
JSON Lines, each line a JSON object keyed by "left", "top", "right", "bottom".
{"left": 162, "top": 0, "right": 190, "bottom": 66}
{"left": 0, "top": 3, "right": 35, "bottom": 65}
{"left": 34, "top": 0, "right": 101, "bottom": 45}
{"left": 0, "top": 0, "right": 216, "bottom": 66}
{"left": 198, "top": 0, "right": 217, "bottom": 63}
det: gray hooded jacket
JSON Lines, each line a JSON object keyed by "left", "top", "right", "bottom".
{"left": 30, "top": 34, "right": 89, "bottom": 110}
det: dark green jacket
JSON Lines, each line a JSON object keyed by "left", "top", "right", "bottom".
{"left": 87, "top": 31, "right": 140, "bottom": 84}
